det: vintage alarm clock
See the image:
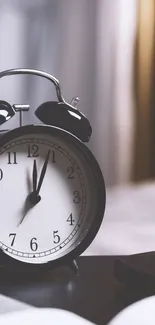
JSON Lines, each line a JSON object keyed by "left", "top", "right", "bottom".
{"left": 0, "top": 69, "right": 106, "bottom": 272}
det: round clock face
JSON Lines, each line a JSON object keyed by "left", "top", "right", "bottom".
{"left": 0, "top": 125, "right": 105, "bottom": 265}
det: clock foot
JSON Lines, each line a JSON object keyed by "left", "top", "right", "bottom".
{"left": 69, "top": 259, "right": 79, "bottom": 275}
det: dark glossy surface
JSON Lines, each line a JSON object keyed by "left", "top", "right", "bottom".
{"left": 35, "top": 101, "right": 92, "bottom": 142}
{"left": 0, "top": 256, "right": 153, "bottom": 325}
{"left": 0, "top": 101, "right": 15, "bottom": 126}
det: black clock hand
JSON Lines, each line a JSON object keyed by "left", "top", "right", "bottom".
{"left": 33, "top": 159, "right": 37, "bottom": 193}
{"left": 19, "top": 151, "right": 50, "bottom": 225}
{"left": 36, "top": 149, "right": 50, "bottom": 195}
{"left": 29, "top": 159, "right": 41, "bottom": 205}
{"left": 19, "top": 160, "right": 40, "bottom": 225}
{"left": 19, "top": 196, "right": 34, "bottom": 226}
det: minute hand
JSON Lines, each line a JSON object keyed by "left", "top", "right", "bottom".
{"left": 36, "top": 150, "right": 50, "bottom": 195}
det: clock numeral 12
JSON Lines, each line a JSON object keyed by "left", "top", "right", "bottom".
{"left": 27, "top": 145, "right": 39, "bottom": 158}
{"left": 7, "top": 152, "right": 17, "bottom": 164}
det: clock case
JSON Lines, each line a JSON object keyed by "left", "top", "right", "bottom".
{"left": 0, "top": 69, "right": 106, "bottom": 274}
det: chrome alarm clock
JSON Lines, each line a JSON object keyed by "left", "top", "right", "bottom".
{"left": 0, "top": 69, "right": 106, "bottom": 271}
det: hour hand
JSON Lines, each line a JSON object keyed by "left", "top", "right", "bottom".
{"left": 33, "top": 159, "right": 37, "bottom": 193}
{"left": 29, "top": 159, "right": 41, "bottom": 205}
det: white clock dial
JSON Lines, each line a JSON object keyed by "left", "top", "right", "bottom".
{"left": 0, "top": 129, "right": 96, "bottom": 264}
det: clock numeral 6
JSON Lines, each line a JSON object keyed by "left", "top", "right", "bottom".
{"left": 9, "top": 233, "right": 16, "bottom": 246}
{"left": 27, "top": 145, "right": 39, "bottom": 158}
{"left": 73, "top": 190, "right": 81, "bottom": 204}
{"left": 53, "top": 230, "right": 60, "bottom": 244}
{"left": 0, "top": 169, "right": 3, "bottom": 181}
{"left": 30, "top": 237, "right": 38, "bottom": 251}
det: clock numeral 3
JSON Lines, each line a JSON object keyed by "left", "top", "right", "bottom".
{"left": 30, "top": 237, "right": 38, "bottom": 251}
{"left": 53, "top": 230, "right": 60, "bottom": 244}
{"left": 27, "top": 145, "right": 39, "bottom": 158}
{"left": 66, "top": 213, "right": 75, "bottom": 225}
{"left": 9, "top": 233, "right": 16, "bottom": 246}
{"left": 0, "top": 169, "right": 3, "bottom": 180}
{"left": 7, "top": 152, "right": 17, "bottom": 164}
{"left": 73, "top": 190, "right": 81, "bottom": 204}
{"left": 67, "top": 166, "right": 74, "bottom": 179}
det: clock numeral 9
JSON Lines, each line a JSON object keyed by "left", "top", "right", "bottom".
{"left": 73, "top": 190, "right": 81, "bottom": 204}
{"left": 67, "top": 166, "right": 74, "bottom": 179}
{"left": 66, "top": 213, "right": 75, "bottom": 225}
{"left": 9, "top": 233, "right": 16, "bottom": 246}
{"left": 27, "top": 145, "right": 39, "bottom": 158}
{"left": 53, "top": 230, "right": 60, "bottom": 244}
{"left": 30, "top": 237, "right": 38, "bottom": 251}
{"left": 0, "top": 169, "right": 3, "bottom": 181}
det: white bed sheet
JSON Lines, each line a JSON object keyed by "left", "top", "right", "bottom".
{"left": 84, "top": 182, "right": 155, "bottom": 255}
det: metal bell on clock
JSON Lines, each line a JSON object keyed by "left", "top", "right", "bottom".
{"left": 35, "top": 100, "right": 92, "bottom": 143}
{"left": 0, "top": 100, "right": 15, "bottom": 126}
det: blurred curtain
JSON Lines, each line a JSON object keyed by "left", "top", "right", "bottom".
{"left": 0, "top": 0, "right": 138, "bottom": 187}
{"left": 133, "top": 0, "right": 155, "bottom": 181}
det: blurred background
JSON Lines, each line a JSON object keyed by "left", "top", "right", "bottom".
{"left": 0, "top": 0, "right": 155, "bottom": 254}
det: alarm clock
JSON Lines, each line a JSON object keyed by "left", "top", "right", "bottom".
{"left": 0, "top": 69, "right": 106, "bottom": 271}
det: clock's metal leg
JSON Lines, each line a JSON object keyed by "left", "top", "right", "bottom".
{"left": 69, "top": 259, "right": 79, "bottom": 275}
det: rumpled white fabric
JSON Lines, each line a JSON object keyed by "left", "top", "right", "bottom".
{"left": 0, "top": 308, "right": 95, "bottom": 325}
{"left": 0, "top": 295, "right": 30, "bottom": 314}
{"left": 84, "top": 182, "right": 155, "bottom": 255}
